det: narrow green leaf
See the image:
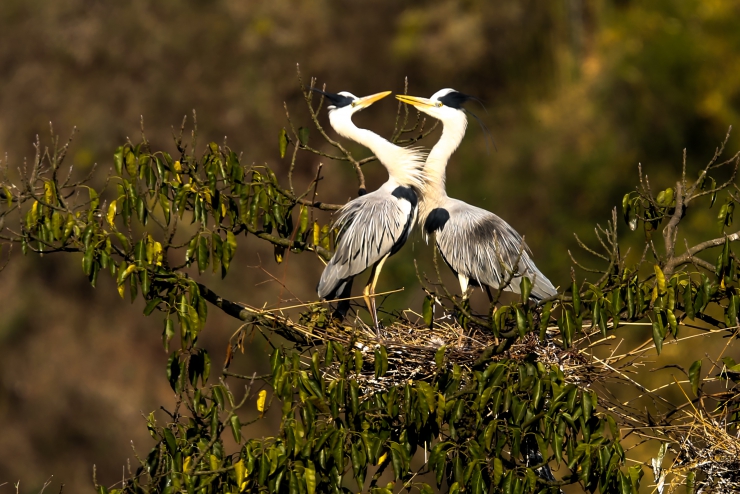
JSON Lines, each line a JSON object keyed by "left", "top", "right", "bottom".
{"left": 516, "top": 306, "right": 526, "bottom": 338}
{"left": 162, "top": 318, "right": 174, "bottom": 349}
{"left": 279, "top": 129, "right": 289, "bottom": 158}
{"left": 493, "top": 457, "right": 503, "bottom": 486}
{"left": 390, "top": 443, "right": 403, "bottom": 480}
{"left": 689, "top": 359, "right": 702, "bottom": 396}
{"left": 520, "top": 276, "right": 532, "bottom": 303}
{"left": 197, "top": 235, "right": 209, "bottom": 274}
{"left": 162, "top": 428, "right": 177, "bottom": 455}
{"left": 572, "top": 280, "right": 580, "bottom": 316}
{"left": 434, "top": 345, "right": 446, "bottom": 369}
{"left": 422, "top": 295, "right": 434, "bottom": 327}
{"left": 230, "top": 414, "right": 241, "bottom": 443}
{"left": 114, "top": 147, "right": 124, "bottom": 175}
{"left": 652, "top": 318, "right": 664, "bottom": 355}
{"left": 304, "top": 460, "right": 316, "bottom": 494}
{"left": 143, "top": 297, "right": 161, "bottom": 316}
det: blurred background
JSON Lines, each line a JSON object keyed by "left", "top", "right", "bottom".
{"left": 2, "top": 0, "right": 740, "bottom": 492}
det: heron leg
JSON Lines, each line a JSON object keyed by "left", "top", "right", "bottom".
{"left": 364, "top": 254, "right": 390, "bottom": 336}
{"left": 362, "top": 282, "right": 376, "bottom": 332}
{"left": 458, "top": 274, "right": 471, "bottom": 300}
{"left": 484, "top": 285, "right": 494, "bottom": 303}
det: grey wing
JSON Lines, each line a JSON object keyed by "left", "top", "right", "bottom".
{"left": 435, "top": 201, "right": 557, "bottom": 300}
{"left": 317, "top": 190, "right": 415, "bottom": 300}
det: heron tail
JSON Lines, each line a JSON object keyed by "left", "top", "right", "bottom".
{"left": 530, "top": 275, "right": 558, "bottom": 301}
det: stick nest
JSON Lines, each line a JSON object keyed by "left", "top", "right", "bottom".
{"left": 243, "top": 302, "right": 608, "bottom": 392}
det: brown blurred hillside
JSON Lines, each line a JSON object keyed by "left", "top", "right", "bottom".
{"left": 2, "top": 0, "right": 740, "bottom": 492}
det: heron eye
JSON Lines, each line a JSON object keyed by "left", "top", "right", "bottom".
{"left": 436, "top": 102, "right": 443, "bottom": 107}
{"left": 351, "top": 101, "right": 357, "bottom": 107}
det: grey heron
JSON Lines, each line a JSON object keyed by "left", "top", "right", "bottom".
{"left": 396, "top": 89, "right": 557, "bottom": 303}
{"left": 313, "top": 89, "right": 427, "bottom": 331}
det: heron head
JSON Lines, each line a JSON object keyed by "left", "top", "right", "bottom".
{"left": 395, "top": 88, "right": 477, "bottom": 119}
{"left": 311, "top": 89, "right": 391, "bottom": 114}
{"left": 396, "top": 88, "right": 495, "bottom": 150}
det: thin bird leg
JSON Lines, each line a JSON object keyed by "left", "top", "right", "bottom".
{"left": 458, "top": 274, "right": 471, "bottom": 300}
{"left": 362, "top": 277, "right": 375, "bottom": 330}
{"left": 484, "top": 285, "right": 494, "bottom": 303}
{"left": 364, "top": 255, "right": 390, "bottom": 336}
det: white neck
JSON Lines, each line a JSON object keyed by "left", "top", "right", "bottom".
{"left": 419, "top": 112, "right": 468, "bottom": 220}
{"left": 329, "top": 110, "right": 426, "bottom": 190}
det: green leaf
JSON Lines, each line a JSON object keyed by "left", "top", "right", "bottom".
{"left": 351, "top": 442, "right": 365, "bottom": 488}
{"left": 686, "top": 471, "right": 696, "bottom": 494}
{"left": 652, "top": 313, "right": 664, "bottom": 355}
{"left": 166, "top": 355, "right": 180, "bottom": 394}
{"left": 628, "top": 465, "right": 643, "bottom": 492}
{"left": 515, "top": 306, "right": 526, "bottom": 338}
{"left": 422, "top": 295, "right": 434, "bottom": 327}
{"left": 718, "top": 199, "right": 735, "bottom": 232}
{"left": 390, "top": 443, "right": 404, "bottom": 480}
{"left": 143, "top": 297, "right": 161, "bottom": 316}
{"left": 374, "top": 346, "right": 388, "bottom": 378}
{"left": 279, "top": 128, "right": 289, "bottom": 158}
{"left": 197, "top": 235, "right": 209, "bottom": 274}
{"left": 298, "top": 127, "right": 310, "bottom": 146}
{"left": 683, "top": 281, "right": 695, "bottom": 320}
{"left": 572, "top": 280, "right": 580, "bottom": 316}
{"left": 114, "top": 146, "right": 124, "bottom": 175}
{"left": 211, "top": 232, "right": 223, "bottom": 274}
{"left": 689, "top": 359, "right": 702, "bottom": 396}
{"left": 162, "top": 428, "right": 177, "bottom": 455}
{"left": 416, "top": 381, "right": 436, "bottom": 413}
{"left": 493, "top": 457, "right": 503, "bottom": 486}
{"left": 434, "top": 345, "right": 446, "bottom": 369}
{"left": 553, "top": 428, "right": 564, "bottom": 466}
{"left": 622, "top": 192, "right": 632, "bottom": 224}
{"left": 520, "top": 276, "right": 532, "bottom": 303}
{"left": 162, "top": 318, "right": 174, "bottom": 349}
{"left": 654, "top": 265, "right": 666, "bottom": 294}
{"left": 582, "top": 390, "right": 593, "bottom": 420}
{"left": 230, "top": 414, "right": 241, "bottom": 443}
{"left": 304, "top": 460, "right": 316, "bottom": 494}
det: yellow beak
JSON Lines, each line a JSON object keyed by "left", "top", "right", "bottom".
{"left": 395, "top": 94, "right": 436, "bottom": 108}
{"left": 356, "top": 91, "right": 392, "bottom": 108}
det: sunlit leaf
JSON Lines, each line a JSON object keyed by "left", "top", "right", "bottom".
{"left": 278, "top": 128, "right": 289, "bottom": 158}
{"left": 257, "top": 389, "right": 267, "bottom": 414}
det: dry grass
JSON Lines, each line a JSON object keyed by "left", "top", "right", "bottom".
{"left": 649, "top": 408, "right": 740, "bottom": 493}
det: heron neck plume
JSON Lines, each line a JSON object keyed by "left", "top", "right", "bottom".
{"left": 419, "top": 111, "right": 468, "bottom": 219}
{"left": 329, "top": 111, "right": 425, "bottom": 190}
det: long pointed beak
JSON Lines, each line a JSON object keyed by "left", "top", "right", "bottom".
{"left": 355, "top": 91, "right": 392, "bottom": 109}
{"left": 395, "top": 94, "right": 436, "bottom": 108}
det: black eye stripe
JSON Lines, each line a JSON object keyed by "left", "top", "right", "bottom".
{"left": 437, "top": 91, "right": 470, "bottom": 109}
{"left": 311, "top": 88, "right": 355, "bottom": 108}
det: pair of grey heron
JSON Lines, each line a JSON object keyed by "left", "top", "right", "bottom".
{"left": 314, "top": 88, "right": 557, "bottom": 331}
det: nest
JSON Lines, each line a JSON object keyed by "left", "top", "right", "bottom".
{"left": 655, "top": 411, "right": 740, "bottom": 494}
{"left": 240, "top": 301, "right": 607, "bottom": 392}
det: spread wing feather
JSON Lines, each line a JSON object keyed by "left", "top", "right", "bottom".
{"left": 435, "top": 200, "right": 556, "bottom": 300}
{"left": 317, "top": 188, "right": 415, "bottom": 299}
